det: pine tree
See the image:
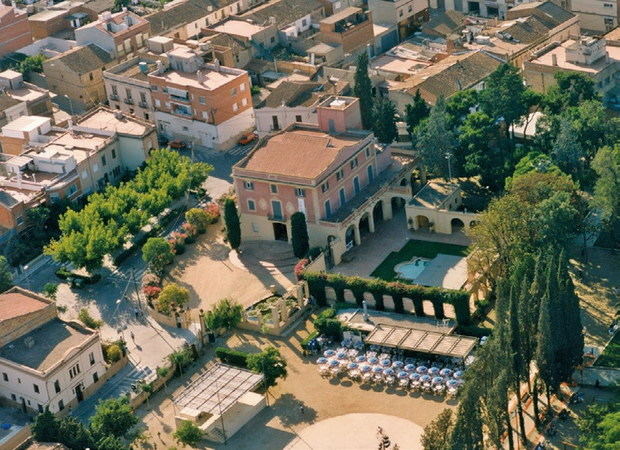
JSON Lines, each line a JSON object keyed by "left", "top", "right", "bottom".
{"left": 353, "top": 52, "right": 374, "bottom": 130}
{"left": 290, "top": 212, "right": 309, "bottom": 258}
{"left": 373, "top": 97, "right": 398, "bottom": 144}
{"left": 224, "top": 198, "right": 241, "bottom": 250}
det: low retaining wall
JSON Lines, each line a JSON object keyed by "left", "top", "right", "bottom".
{"left": 129, "top": 363, "right": 176, "bottom": 409}
{"left": 577, "top": 366, "right": 620, "bottom": 387}
{"left": 148, "top": 306, "right": 193, "bottom": 328}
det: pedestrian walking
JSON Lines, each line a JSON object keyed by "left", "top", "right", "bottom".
{"left": 130, "top": 331, "right": 135, "bottom": 341}
{"left": 134, "top": 308, "right": 139, "bottom": 319}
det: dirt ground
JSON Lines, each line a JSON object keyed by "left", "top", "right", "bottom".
{"left": 135, "top": 315, "right": 455, "bottom": 449}
{"left": 167, "top": 226, "right": 295, "bottom": 311}
{"left": 571, "top": 247, "right": 620, "bottom": 351}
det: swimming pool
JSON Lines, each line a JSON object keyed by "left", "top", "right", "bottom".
{"left": 394, "top": 257, "right": 430, "bottom": 281}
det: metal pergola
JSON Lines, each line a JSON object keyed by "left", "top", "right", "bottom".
{"left": 173, "top": 363, "right": 264, "bottom": 416}
{"left": 365, "top": 324, "right": 477, "bottom": 359}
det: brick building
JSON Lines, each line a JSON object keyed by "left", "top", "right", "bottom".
{"left": 149, "top": 46, "right": 254, "bottom": 149}
{"left": 319, "top": 7, "right": 375, "bottom": 54}
{"left": 0, "top": 5, "right": 32, "bottom": 57}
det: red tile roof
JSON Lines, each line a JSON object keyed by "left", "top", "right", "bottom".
{"left": 0, "top": 288, "right": 51, "bottom": 321}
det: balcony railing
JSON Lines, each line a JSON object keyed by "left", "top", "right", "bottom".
{"left": 268, "top": 214, "right": 286, "bottom": 222}
{"left": 124, "top": 98, "right": 134, "bottom": 105}
{"left": 138, "top": 101, "right": 149, "bottom": 108}
{"left": 109, "top": 94, "right": 119, "bottom": 101}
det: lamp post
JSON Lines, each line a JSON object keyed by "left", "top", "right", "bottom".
{"left": 445, "top": 152, "right": 453, "bottom": 181}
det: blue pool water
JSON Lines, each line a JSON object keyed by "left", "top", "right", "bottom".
{"left": 394, "top": 258, "right": 430, "bottom": 280}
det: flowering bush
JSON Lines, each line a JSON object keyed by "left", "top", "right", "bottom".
{"left": 204, "top": 202, "right": 220, "bottom": 224}
{"left": 142, "top": 273, "right": 161, "bottom": 287}
{"left": 143, "top": 285, "right": 162, "bottom": 300}
{"left": 182, "top": 222, "right": 197, "bottom": 236}
{"left": 294, "top": 258, "right": 309, "bottom": 280}
{"left": 168, "top": 232, "right": 187, "bottom": 254}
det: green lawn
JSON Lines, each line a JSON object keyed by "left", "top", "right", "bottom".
{"left": 370, "top": 239, "right": 469, "bottom": 281}
{"left": 595, "top": 332, "right": 620, "bottom": 368}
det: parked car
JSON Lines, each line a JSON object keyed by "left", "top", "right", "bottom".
{"left": 169, "top": 140, "right": 187, "bottom": 150}
{"left": 238, "top": 132, "right": 257, "bottom": 145}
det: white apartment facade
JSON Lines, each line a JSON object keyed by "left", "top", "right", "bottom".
{"left": 569, "top": 0, "right": 619, "bottom": 32}
{"left": 0, "top": 287, "right": 107, "bottom": 415}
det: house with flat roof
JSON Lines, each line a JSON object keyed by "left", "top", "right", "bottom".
{"left": 0, "top": 287, "right": 107, "bottom": 415}
{"left": 233, "top": 96, "right": 414, "bottom": 264}
{"left": 524, "top": 36, "right": 620, "bottom": 107}
{"left": 236, "top": 0, "right": 326, "bottom": 44}
{"left": 368, "top": 0, "right": 429, "bottom": 41}
{"left": 75, "top": 9, "right": 150, "bottom": 60}
{"left": 254, "top": 79, "right": 348, "bottom": 136}
{"left": 319, "top": 7, "right": 375, "bottom": 55}
{"left": 0, "top": 70, "right": 55, "bottom": 121}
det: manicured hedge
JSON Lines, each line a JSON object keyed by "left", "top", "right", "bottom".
{"left": 300, "top": 331, "right": 319, "bottom": 350}
{"left": 302, "top": 272, "right": 471, "bottom": 325}
{"left": 215, "top": 347, "right": 249, "bottom": 368}
{"left": 55, "top": 267, "right": 101, "bottom": 284}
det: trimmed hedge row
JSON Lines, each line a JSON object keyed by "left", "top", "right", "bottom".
{"left": 302, "top": 272, "right": 471, "bottom": 325}
{"left": 215, "top": 347, "right": 249, "bottom": 368}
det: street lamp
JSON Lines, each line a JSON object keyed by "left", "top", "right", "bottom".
{"left": 445, "top": 152, "right": 453, "bottom": 181}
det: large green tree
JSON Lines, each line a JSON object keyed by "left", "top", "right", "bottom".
{"left": 290, "top": 212, "right": 310, "bottom": 258}
{"left": 551, "top": 118, "right": 584, "bottom": 177}
{"left": 405, "top": 89, "right": 429, "bottom": 139}
{"left": 479, "top": 64, "right": 530, "bottom": 139}
{"left": 459, "top": 111, "right": 504, "bottom": 189}
{"left": 592, "top": 145, "right": 620, "bottom": 245}
{"left": 353, "top": 52, "right": 374, "bottom": 130}
{"left": 247, "top": 346, "right": 287, "bottom": 388}
{"left": 416, "top": 98, "right": 457, "bottom": 179}
{"left": 204, "top": 297, "right": 243, "bottom": 332}
{"left": 142, "top": 237, "right": 174, "bottom": 275}
{"left": 224, "top": 197, "right": 241, "bottom": 250}
{"left": 543, "top": 71, "right": 599, "bottom": 115}
{"left": 449, "top": 383, "right": 484, "bottom": 449}
{"left": 0, "top": 256, "right": 12, "bottom": 292}
{"left": 373, "top": 97, "right": 398, "bottom": 144}
{"left": 90, "top": 397, "right": 138, "bottom": 438}
{"left": 32, "top": 409, "right": 59, "bottom": 443}
{"left": 173, "top": 420, "right": 203, "bottom": 446}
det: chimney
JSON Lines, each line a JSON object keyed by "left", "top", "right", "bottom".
{"left": 551, "top": 53, "right": 558, "bottom": 66}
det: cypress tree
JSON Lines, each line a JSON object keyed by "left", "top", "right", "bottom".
{"left": 224, "top": 198, "right": 241, "bottom": 250}
{"left": 405, "top": 89, "right": 430, "bottom": 140}
{"left": 508, "top": 285, "right": 527, "bottom": 445}
{"left": 449, "top": 383, "right": 484, "bottom": 450}
{"left": 535, "top": 255, "right": 560, "bottom": 406}
{"left": 290, "top": 212, "right": 309, "bottom": 258}
{"left": 556, "top": 250, "right": 584, "bottom": 381}
{"left": 373, "top": 97, "right": 398, "bottom": 144}
{"left": 353, "top": 52, "right": 374, "bottom": 130}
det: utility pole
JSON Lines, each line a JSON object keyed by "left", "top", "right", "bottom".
{"left": 445, "top": 152, "right": 453, "bottom": 181}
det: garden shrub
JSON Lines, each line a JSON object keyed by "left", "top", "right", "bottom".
{"left": 105, "top": 344, "right": 122, "bottom": 363}
{"left": 308, "top": 246, "right": 322, "bottom": 260}
{"left": 300, "top": 330, "right": 320, "bottom": 350}
{"left": 294, "top": 259, "right": 309, "bottom": 280}
{"left": 454, "top": 324, "right": 492, "bottom": 338}
{"left": 215, "top": 347, "right": 249, "bottom": 368}
{"left": 204, "top": 202, "right": 221, "bottom": 224}
{"left": 156, "top": 283, "right": 189, "bottom": 315}
{"left": 78, "top": 308, "right": 103, "bottom": 329}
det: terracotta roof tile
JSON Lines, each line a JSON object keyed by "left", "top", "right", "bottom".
{"left": 0, "top": 289, "right": 51, "bottom": 321}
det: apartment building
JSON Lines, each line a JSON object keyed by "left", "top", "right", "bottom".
{"left": 104, "top": 54, "right": 162, "bottom": 121}
{"left": 566, "top": 0, "right": 619, "bottom": 33}
{"left": 148, "top": 46, "right": 254, "bottom": 149}
{"left": 319, "top": 7, "right": 375, "bottom": 54}
{"left": 368, "top": 0, "right": 430, "bottom": 40}
{"left": 233, "top": 96, "right": 413, "bottom": 264}
{"left": 524, "top": 36, "right": 620, "bottom": 104}
{"left": 75, "top": 9, "right": 150, "bottom": 60}
{"left": 43, "top": 44, "right": 116, "bottom": 112}
{"left": 432, "top": 0, "right": 542, "bottom": 18}
{"left": 0, "top": 95, "right": 28, "bottom": 129}
{"left": 0, "top": 287, "right": 106, "bottom": 415}
{"left": 0, "top": 5, "right": 32, "bottom": 57}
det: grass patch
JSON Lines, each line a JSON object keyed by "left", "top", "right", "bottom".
{"left": 595, "top": 332, "right": 620, "bottom": 368}
{"left": 370, "top": 239, "right": 468, "bottom": 281}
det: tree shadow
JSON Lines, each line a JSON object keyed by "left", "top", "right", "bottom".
{"left": 272, "top": 393, "right": 318, "bottom": 426}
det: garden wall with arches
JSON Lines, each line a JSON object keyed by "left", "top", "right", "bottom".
{"left": 303, "top": 272, "right": 471, "bottom": 325}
